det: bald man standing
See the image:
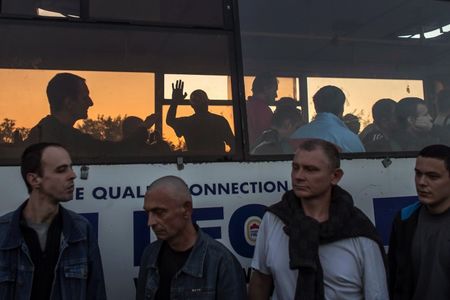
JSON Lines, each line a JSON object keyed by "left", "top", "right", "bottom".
{"left": 136, "top": 176, "right": 247, "bottom": 300}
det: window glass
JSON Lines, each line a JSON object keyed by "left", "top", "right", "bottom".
{"left": 162, "top": 74, "right": 235, "bottom": 155}
{"left": 90, "top": 0, "right": 224, "bottom": 27}
{"left": 0, "top": 23, "right": 234, "bottom": 163}
{"left": 2, "top": 0, "right": 80, "bottom": 18}
{"left": 239, "top": 0, "right": 450, "bottom": 155}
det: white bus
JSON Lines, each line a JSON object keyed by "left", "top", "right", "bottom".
{"left": 1, "top": 0, "right": 449, "bottom": 298}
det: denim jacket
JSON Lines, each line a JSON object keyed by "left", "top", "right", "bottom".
{"left": 136, "top": 228, "right": 247, "bottom": 300}
{"left": 0, "top": 201, "right": 107, "bottom": 300}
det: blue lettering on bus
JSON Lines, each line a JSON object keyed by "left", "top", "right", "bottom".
{"left": 373, "top": 196, "right": 418, "bottom": 245}
{"left": 188, "top": 181, "right": 289, "bottom": 196}
{"left": 80, "top": 212, "right": 99, "bottom": 238}
{"left": 133, "top": 211, "right": 151, "bottom": 266}
{"left": 75, "top": 187, "right": 84, "bottom": 200}
{"left": 93, "top": 187, "right": 108, "bottom": 200}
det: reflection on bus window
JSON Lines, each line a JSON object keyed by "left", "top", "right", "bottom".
{"left": 304, "top": 77, "right": 426, "bottom": 153}
{"left": 2, "top": 0, "right": 80, "bottom": 18}
{"left": 244, "top": 75, "right": 300, "bottom": 153}
{"left": 162, "top": 75, "right": 235, "bottom": 155}
{"left": 0, "top": 69, "right": 238, "bottom": 159}
{"left": 291, "top": 85, "right": 365, "bottom": 153}
{"left": 0, "top": 69, "right": 164, "bottom": 159}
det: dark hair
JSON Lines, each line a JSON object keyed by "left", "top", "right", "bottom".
{"left": 418, "top": 144, "right": 450, "bottom": 174}
{"left": 47, "top": 73, "right": 85, "bottom": 113}
{"left": 313, "top": 86, "right": 346, "bottom": 116}
{"left": 272, "top": 106, "right": 303, "bottom": 128}
{"left": 251, "top": 73, "right": 278, "bottom": 94}
{"left": 372, "top": 98, "right": 396, "bottom": 123}
{"left": 21, "top": 142, "right": 65, "bottom": 193}
{"left": 437, "top": 89, "right": 450, "bottom": 112}
{"left": 297, "top": 139, "right": 340, "bottom": 169}
{"left": 396, "top": 97, "right": 424, "bottom": 129}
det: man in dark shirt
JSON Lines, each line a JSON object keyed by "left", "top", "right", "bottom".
{"left": 0, "top": 142, "right": 106, "bottom": 299}
{"left": 166, "top": 80, "right": 234, "bottom": 154}
{"left": 136, "top": 176, "right": 247, "bottom": 300}
{"left": 360, "top": 98, "right": 400, "bottom": 152}
{"left": 388, "top": 144, "right": 450, "bottom": 300}
{"left": 26, "top": 73, "right": 105, "bottom": 156}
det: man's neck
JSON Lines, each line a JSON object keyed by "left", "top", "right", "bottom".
{"left": 167, "top": 223, "right": 198, "bottom": 252}
{"left": 426, "top": 198, "right": 450, "bottom": 215}
{"left": 52, "top": 113, "right": 76, "bottom": 127}
{"left": 23, "top": 194, "right": 59, "bottom": 224}
{"left": 300, "top": 193, "right": 332, "bottom": 223}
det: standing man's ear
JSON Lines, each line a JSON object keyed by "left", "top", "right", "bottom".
{"left": 26, "top": 173, "right": 41, "bottom": 190}
{"left": 331, "top": 168, "right": 344, "bottom": 185}
{"left": 183, "top": 201, "right": 193, "bottom": 216}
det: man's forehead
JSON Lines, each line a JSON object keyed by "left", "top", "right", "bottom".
{"left": 415, "top": 156, "right": 449, "bottom": 173}
{"left": 294, "top": 148, "right": 329, "bottom": 163}
{"left": 41, "top": 146, "right": 71, "bottom": 166}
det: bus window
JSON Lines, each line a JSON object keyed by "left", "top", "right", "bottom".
{"left": 0, "top": 22, "right": 236, "bottom": 163}
{"left": 244, "top": 75, "right": 303, "bottom": 155}
{"left": 90, "top": 0, "right": 225, "bottom": 27}
{"left": 162, "top": 74, "right": 235, "bottom": 155}
{"left": 1, "top": 0, "right": 226, "bottom": 27}
{"left": 239, "top": 0, "right": 450, "bottom": 155}
{"left": 2, "top": 0, "right": 81, "bottom": 18}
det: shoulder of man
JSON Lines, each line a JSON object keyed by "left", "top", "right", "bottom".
{"left": 198, "top": 229, "right": 239, "bottom": 262}
{"left": 61, "top": 207, "right": 96, "bottom": 239}
{"left": 0, "top": 211, "right": 15, "bottom": 224}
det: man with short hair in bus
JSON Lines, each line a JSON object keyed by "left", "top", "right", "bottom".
{"left": 249, "top": 139, "right": 388, "bottom": 300}
{"left": 290, "top": 85, "right": 366, "bottom": 152}
{"left": 388, "top": 144, "right": 450, "bottom": 300}
{"left": 252, "top": 102, "right": 303, "bottom": 155}
{"left": 246, "top": 73, "right": 278, "bottom": 147}
{"left": 166, "top": 80, "right": 235, "bottom": 154}
{"left": 0, "top": 142, "right": 106, "bottom": 299}
{"left": 359, "top": 98, "right": 400, "bottom": 151}
{"left": 26, "top": 72, "right": 105, "bottom": 156}
{"left": 136, "top": 175, "right": 247, "bottom": 300}
{"left": 392, "top": 97, "right": 437, "bottom": 151}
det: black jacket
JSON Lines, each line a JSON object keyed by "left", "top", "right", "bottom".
{"left": 388, "top": 201, "right": 421, "bottom": 300}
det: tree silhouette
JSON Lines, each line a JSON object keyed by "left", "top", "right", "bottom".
{"left": 0, "top": 118, "right": 29, "bottom": 143}
{"left": 77, "top": 115, "right": 124, "bottom": 141}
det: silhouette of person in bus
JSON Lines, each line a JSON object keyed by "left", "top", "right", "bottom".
{"left": 26, "top": 73, "right": 105, "bottom": 156}
{"left": 342, "top": 113, "right": 361, "bottom": 135}
{"left": 166, "top": 80, "right": 234, "bottom": 155}
{"left": 252, "top": 101, "right": 303, "bottom": 155}
{"left": 246, "top": 74, "right": 278, "bottom": 147}
{"left": 392, "top": 97, "right": 437, "bottom": 151}
{"left": 120, "top": 114, "right": 171, "bottom": 155}
{"left": 433, "top": 89, "right": 450, "bottom": 145}
{"left": 359, "top": 98, "right": 400, "bottom": 152}
{"left": 290, "top": 85, "right": 365, "bottom": 152}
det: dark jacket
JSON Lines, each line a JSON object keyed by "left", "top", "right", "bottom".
{"left": 388, "top": 201, "right": 421, "bottom": 300}
{"left": 136, "top": 228, "right": 247, "bottom": 300}
{"left": 0, "top": 201, "right": 107, "bottom": 300}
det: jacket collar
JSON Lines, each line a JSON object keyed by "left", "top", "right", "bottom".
{"left": 0, "top": 200, "right": 85, "bottom": 250}
{"left": 146, "top": 226, "right": 209, "bottom": 278}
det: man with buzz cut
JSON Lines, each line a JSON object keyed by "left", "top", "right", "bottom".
{"left": 249, "top": 139, "right": 388, "bottom": 300}
{"left": 388, "top": 144, "right": 450, "bottom": 300}
{"left": 136, "top": 175, "right": 247, "bottom": 300}
{"left": 0, "top": 142, "right": 106, "bottom": 299}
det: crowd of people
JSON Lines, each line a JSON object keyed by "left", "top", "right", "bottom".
{"left": 0, "top": 72, "right": 449, "bottom": 298}
{"left": 1, "top": 141, "right": 449, "bottom": 299}
{"left": 248, "top": 75, "right": 450, "bottom": 155}
{"left": 2, "top": 72, "right": 449, "bottom": 158}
